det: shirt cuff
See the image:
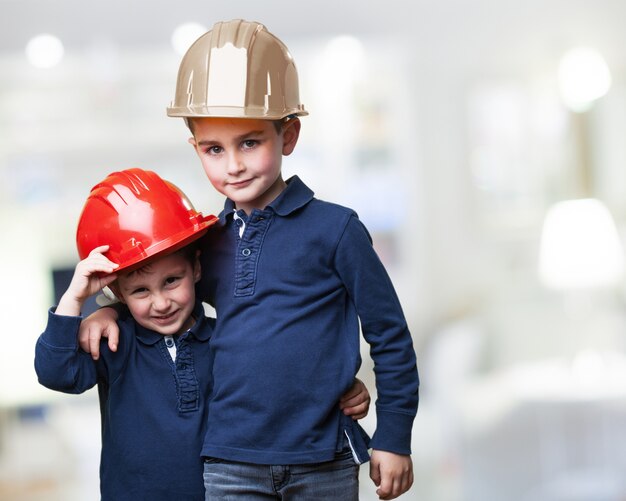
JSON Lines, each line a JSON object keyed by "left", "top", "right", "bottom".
{"left": 370, "top": 409, "right": 415, "bottom": 455}
{"left": 41, "top": 307, "right": 82, "bottom": 349}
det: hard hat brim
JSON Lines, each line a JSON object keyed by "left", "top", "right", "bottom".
{"left": 111, "top": 214, "right": 218, "bottom": 274}
{"left": 166, "top": 105, "right": 308, "bottom": 120}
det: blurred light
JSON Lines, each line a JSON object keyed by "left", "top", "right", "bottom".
{"left": 326, "top": 35, "right": 365, "bottom": 59}
{"left": 318, "top": 35, "right": 366, "bottom": 105}
{"left": 312, "top": 35, "right": 366, "bottom": 147}
{"left": 324, "top": 35, "right": 365, "bottom": 75}
{"left": 171, "top": 22, "right": 207, "bottom": 56}
{"left": 25, "top": 34, "right": 64, "bottom": 69}
{"left": 571, "top": 350, "right": 606, "bottom": 388}
{"left": 558, "top": 47, "right": 611, "bottom": 112}
{"left": 538, "top": 198, "right": 624, "bottom": 289}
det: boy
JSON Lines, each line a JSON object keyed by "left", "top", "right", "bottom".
{"left": 81, "top": 20, "right": 418, "bottom": 500}
{"left": 35, "top": 168, "right": 218, "bottom": 500}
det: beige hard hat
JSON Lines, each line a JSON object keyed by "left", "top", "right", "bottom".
{"left": 167, "top": 19, "right": 308, "bottom": 120}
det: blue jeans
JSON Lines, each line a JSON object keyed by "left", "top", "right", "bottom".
{"left": 203, "top": 447, "right": 359, "bottom": 500}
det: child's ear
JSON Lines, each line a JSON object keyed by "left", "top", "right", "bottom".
{"left": 188, "top": 136, "right": 197, "bottom": 147}
{"left": 281, "top": 118, "right": 301, "bottom": 156}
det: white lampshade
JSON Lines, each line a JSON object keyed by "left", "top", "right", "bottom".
{"left": 558, "top": 47, "right": 612, "bottom": 112}
{"left": 539, "top": 198, "right": 624, "bottom": 290}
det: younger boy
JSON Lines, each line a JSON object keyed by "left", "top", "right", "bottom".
{"left": 81, "top": 20, "right": 418, "bottom": 500}
{"left": 35, "top": 168, "right": 218, "bottom": 500}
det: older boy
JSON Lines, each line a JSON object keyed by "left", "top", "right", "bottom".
{"left": 81, "top": 20, "right": 418, "bottom": 500}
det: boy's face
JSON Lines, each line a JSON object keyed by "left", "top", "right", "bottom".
{"left": 112, "top": 252, "right": 200, "bottom": 336}
{"left": 188, "top": 117, "right": 300, "bottom": 214}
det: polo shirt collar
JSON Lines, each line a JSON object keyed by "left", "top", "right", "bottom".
{"left": 135, "top": 301, "right": 210, "bottom": 346}
{"left": 220, "top": 175, "right": 314, "bottom": 221}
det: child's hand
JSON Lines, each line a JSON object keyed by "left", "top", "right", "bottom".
{"left": 340, "top": 378, "right": 371, "bottom": 420}
{"left": 78, "top": 306, "right": 121, "bottom": 360}
{"left": 369, "top": 450, "right": 413, "bottom": 500}
{"left": 67, "top": 246, "right": 118, "bottom": 301}
{"left": 56, "top": 246, "right": 118, "bottom": 318}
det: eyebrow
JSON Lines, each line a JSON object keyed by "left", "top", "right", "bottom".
{"left": 196, "top": 129, "right": 266, "bottom": 146}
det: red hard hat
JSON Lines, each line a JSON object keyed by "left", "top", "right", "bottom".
{"left": 76, "top": 168, "right": 218, "bottom": 272}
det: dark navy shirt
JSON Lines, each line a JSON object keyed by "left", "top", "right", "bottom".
{"left": 198, "top": 176, "right": 419, "bottom": 465}
{"left": 34, "top": 302, "right": 213, "bottom": 501}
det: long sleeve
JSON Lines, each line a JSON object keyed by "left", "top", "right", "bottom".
{"left": 334, "top": 215, "right": 420, "bottom": 454}
{"left": 34, "top": 308, "right": 101, "bottom": 394}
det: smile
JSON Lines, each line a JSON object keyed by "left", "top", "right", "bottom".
{"left": 152, "top": 311, "right": 179, "bottom": 324}
{"left": 228, "top": 178, "right": 253, "bottom": 189}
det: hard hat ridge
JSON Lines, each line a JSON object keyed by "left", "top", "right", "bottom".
{"left": 212, "top": 18, "right": 264, "bottom": 49}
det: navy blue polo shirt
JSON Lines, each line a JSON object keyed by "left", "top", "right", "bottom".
{"left": 198, "top": 175, "right": 419, "bottom": 465}
{"left": 35, "top": 302, "right": 213, "bottom": 500}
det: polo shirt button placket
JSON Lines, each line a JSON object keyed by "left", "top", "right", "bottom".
{"left": 233, "top": 209, "right": 271, "bottom": 297}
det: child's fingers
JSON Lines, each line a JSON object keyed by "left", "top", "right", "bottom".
{"left": 370, "top": 451, "right": 414, "bottom": 500}
{"left": 380, "top": 472, "right": 413, "bottom": 500}
{"left": 375, "top": 473, "right": 398, "bottom": 500}
{"left": 344, "top": 392, "right": 370, "bottom": 406}
{"left": 85, "top": 326, "right": 102, "bottom": 360}
{"left": 402, "top": 469, "right": 414, "bottom": 495}
{"left": 340, "top": 388, "right": 370, "bottom": 419}
{"left": 86, "top": 246, "right": 119, "bottom": 271}
{"left": 340, "top": 378, "right": 366, "bottom": 401}
{"left": 81, "top": 256, "right": 118, "bottom": 275}
{"left": 369, "top": 460, "right": 381, "bottom": 488}
{"left": 106, "top": 324, "right": 120, "bottom": 352}
{"left": 100, "top": 273, "right": 118, "bottom": 288}
{"left": 339, "top": 387, "right": 370, "bottom": 407}
{"left": 339, "top": 393, "right": 357, "bottom": 407}
{"left": 341, "top": 400, "right": 367, "bottom": 419}
{"left": 89, "top": 245, "right": 110, "bottom": 255}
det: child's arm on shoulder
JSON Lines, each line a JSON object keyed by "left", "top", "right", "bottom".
{"left": 369, "top": 450, "right": 414, "bottom": 500}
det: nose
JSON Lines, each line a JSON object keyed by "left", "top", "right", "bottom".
{"left": 151, "top": 292, "right": 171, "bottom": 313}
{"left": 226, "top": 151, "right": 245, "bottom": 176}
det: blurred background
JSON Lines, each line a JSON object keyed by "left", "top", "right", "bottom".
{"left": 2, "top": 0, "right": 626, "bottom": 499}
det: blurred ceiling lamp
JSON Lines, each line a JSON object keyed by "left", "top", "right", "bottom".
{"left": 539, "top": 198, "right": 624, "bottom": 290}
{"left": 322, "top": 35, "right": 366, "bottom": 85}
{"left": 558, "top": 47, "right": 611, "bottom": 112}
{"left": 171, "top": 22, "right": 207, "bottom": 56}
{"left": 25, "top": 34, "right": 64, "bottom": 69}
{"left": 540, "top": 47, "right": 622, "bottom": 291}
